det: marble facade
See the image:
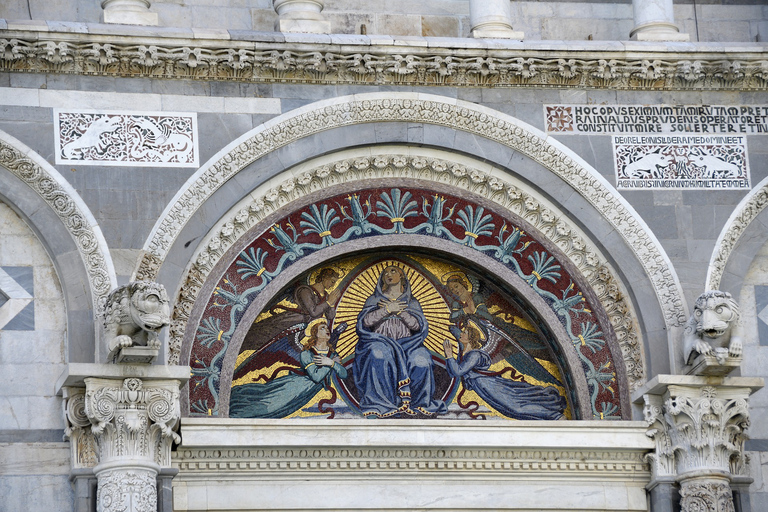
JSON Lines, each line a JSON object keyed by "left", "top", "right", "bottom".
{"left": 1, "top": 0, "right": 768, "bottom": 511}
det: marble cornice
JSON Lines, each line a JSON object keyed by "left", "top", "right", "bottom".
{"left": 1, "top": 23, "right": 767, "bottom": 90}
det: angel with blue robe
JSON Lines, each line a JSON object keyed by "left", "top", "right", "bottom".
{"left": 443, "top": 321, "right": 566, "bottom": 420}
{"left": 229, "top": 319, "right": 347, "bottom": 418}
{"left": 353, "top": 265, "right": 447, "bottom": 417}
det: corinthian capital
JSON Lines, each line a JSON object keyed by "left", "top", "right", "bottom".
{"left": 84, "top": 377, "right": 181, "bottom": 466}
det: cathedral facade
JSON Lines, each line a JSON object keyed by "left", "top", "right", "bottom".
{"left": 1, "top": 1, "right": 767, "bottom": 511}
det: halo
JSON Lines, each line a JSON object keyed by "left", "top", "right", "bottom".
{"left": 300, "top": 318, "right": 327, "bottom": 346}
{"left": 440, "top": 271, "right": 473, "bottom": 293}
{"left": 465, "top": 319, "right": 487, "bottom": 343}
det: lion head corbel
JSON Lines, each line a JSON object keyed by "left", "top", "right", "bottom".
{"left": 683, "top": 290, "right": 743, "bottom": 374}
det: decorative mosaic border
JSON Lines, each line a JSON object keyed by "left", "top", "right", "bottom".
{"left": 0, "top": 131, "right": 116, "bottom": 309}
{"left": 0, "top": 34, "right": 767, "bottom": 91}
{"left": 137, "top": 94, "right": 686, "bottom": 335}
{"left": 707, "top": 176, "right": 768, "bottom": 291}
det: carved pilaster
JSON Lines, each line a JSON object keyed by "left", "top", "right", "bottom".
{"left": 635, "top": 375, "right": 762, "bottom": 512}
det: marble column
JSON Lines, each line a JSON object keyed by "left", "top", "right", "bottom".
{"left": 61, "top": 366, "right": 188, "bottom": 512}
{"left": 630, "top": 0, "right": 689, "bottom": 41}
{"left": 638, "top": 375, "right": 763, "bottom": 512}
{"left": 101, "top": 0, "right": 159, "bottom": 26}
{"left": 273, "top": 0, "right": 331, "bottom": 34}
{"left": 469, "top": 0, "right": 523, "bottom": 40}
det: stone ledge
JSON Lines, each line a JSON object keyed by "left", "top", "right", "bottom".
{"left": 55, "top": 363, "right": 190, "bottom": 394}
{"left": 179, "top": 418, "right": 654, "bottom": 450}
{"left": 631, "top": 374, "right": 765, "bottom": 402}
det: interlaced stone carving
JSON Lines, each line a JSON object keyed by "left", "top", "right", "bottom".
{"left": 0, "top": 34, "right": 766, "bottom": 91}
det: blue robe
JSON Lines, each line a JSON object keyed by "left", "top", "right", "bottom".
{"left": 229, "top": 348, "right": 347, "bottom": 418}
{"left": 353, "top": 272, "right": 446, "bottom": 417}
{"left": 446, "top": 349, "right": 565, "bottom": 420}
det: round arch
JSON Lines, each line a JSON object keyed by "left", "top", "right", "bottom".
{"left": 135, "top": 93, "right": 686, "bottom": 355}
{"left": 707, "top": 176, "right": 768, "bottom": 295}
{"left": 0, "top": 130, "right": 117, "bottom": 362}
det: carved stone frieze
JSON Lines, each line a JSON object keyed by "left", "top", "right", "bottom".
{"left": 0, "top": 138, "right": 114, "bottom": 309}
{"left": 707, "top": 179, "right": 768, "bottom": 291}
{"left": 166, "top": 153, "right": 645, "bottom": 393}
{"left": 0, "top": 34, "right": 766, "bottom": 91}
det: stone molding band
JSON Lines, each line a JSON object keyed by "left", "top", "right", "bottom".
{"left": 0, "top": 130, "right": 117, "bottom": 310}
{"left": 707, "top": 175, "right": 768, "bottom": 292}
{"left": 136, "top": 93, "right": 686, "bottom": 336}
{"left": 0, "top": 32, "right": 766, "bottom": 91}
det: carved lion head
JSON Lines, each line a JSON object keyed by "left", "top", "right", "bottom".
{"left": 128, "top": 281, "right": 170, "bottom": 331}
{"left": 692, "top": 291, "right": 739, "bottom": 339}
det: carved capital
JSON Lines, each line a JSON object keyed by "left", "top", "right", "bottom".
{"left": 84, "top": 377, "right": 181, "bottom": 467}
{"left": 643, "top": 393, "right": 675, "bottom": 481}
{"left": 664, "top": 386, "right": 749, "bottom": 478}
{"left": 679, "top": 477, "right": 735, "bottom": 512}
{"left": 63, "top": 387, "right": 98, "bottom": 469}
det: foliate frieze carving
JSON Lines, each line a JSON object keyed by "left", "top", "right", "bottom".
{"left": 168, "top": 154, "right": 644, "bottom": 397}
{"left": 1, "top": 36, "right": 767, "bottom": 92}
{"left": 174, "top": 447, "right": 649, "bottom": 476}
{"left": 84, "top": 377, "right": 181, "bottom": 466}
{"left": 707, "top": 182, "right": 768, "bottom": 291}
{"left": 137, "top": 98, "right": 686, "bottom": 342}
{"left": 0, "top": 139, "right": 113, "bottom": 307}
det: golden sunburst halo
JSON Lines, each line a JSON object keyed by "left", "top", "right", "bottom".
{"left": 333, "top": 260, "right": 453, "bottom": 359}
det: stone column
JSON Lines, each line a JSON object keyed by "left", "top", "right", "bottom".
{"left": 469, "top": 0, "right": 523, "bottom": 40}
{"left": 273, "top": 0, "right": 331, "bottom": 34}
{"left": 61, "top": 366, "right": 188, "bottom": 512}
{"left": 630, "top": 0, "right": 689, "bottom": 41}
{"left": 638, "top": 375, "right": 763, "bottom": 512}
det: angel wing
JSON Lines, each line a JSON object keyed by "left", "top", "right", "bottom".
{"left": 482, "top": 321, "right": 563, "bottom": 387}
{"left": 232, "top": 326, "right": 305, "bottom": 382}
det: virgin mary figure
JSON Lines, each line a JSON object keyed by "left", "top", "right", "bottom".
{"left": 353, "top": 265, "right": 447, "bottom": 417}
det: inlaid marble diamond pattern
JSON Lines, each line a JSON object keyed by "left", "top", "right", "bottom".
{"left": 756, "top": 285, "right": 768, "bottom": 347}
{"left": 0, "top": 266, "right": 34, "bottom": 330}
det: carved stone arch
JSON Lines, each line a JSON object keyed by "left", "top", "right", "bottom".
{"left": 0, "top": 130, "right": 117, "bottom": 362}
{"left": 173, "top": 148, "right": 653, "bottom": 421}
{"left": 707, "top": 175, "right": 768, "bottom": 295}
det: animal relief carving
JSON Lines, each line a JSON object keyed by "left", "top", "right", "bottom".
{"left": 683, "top": 291, "right": 743, "bottom": 372}
{"left": 103, "top": 281, "right": 171, "bottom": 363}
